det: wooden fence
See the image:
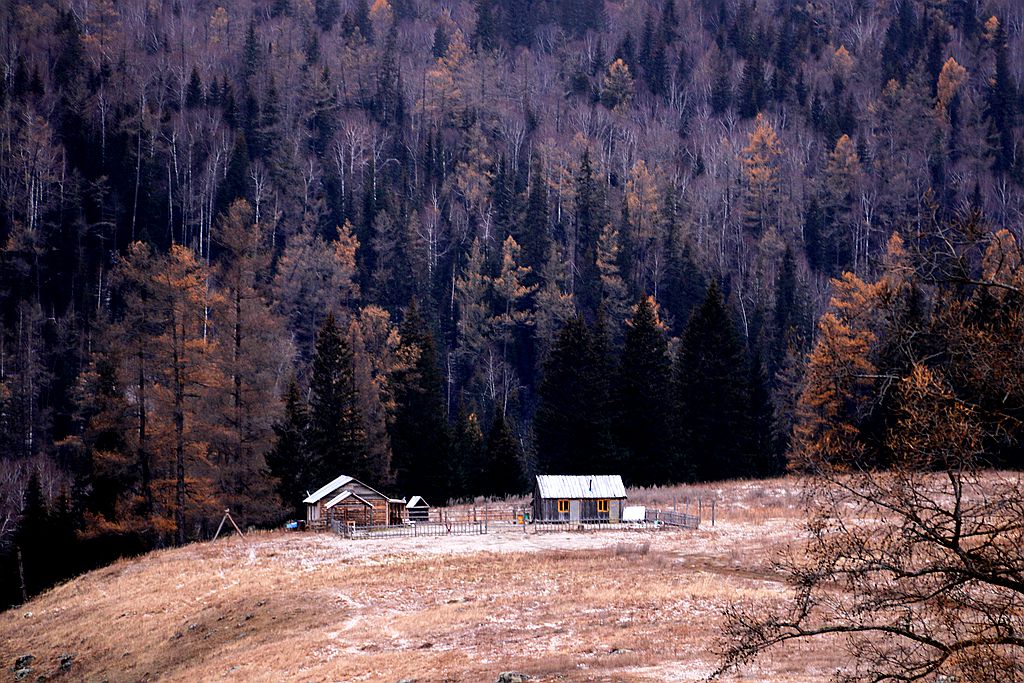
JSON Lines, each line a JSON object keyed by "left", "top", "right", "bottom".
{"left": 426, "top": 506, "right": 527, "bottom": 524}
{"left": 644, "top": 508, "right": 700, "bottom": 529}
{"left": 333, "top": 520, "right": 488, "bottom": 539}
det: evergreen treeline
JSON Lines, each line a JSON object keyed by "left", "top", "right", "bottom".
{"left": 1, "top": 0, "right": 1023, "bottom": 606}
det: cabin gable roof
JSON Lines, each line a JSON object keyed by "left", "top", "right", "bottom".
{"left": 303, "top": 474, "right": 390, "bottom": 505}
{"left": 535, "top": 475, "right": 626, "bottom": 499}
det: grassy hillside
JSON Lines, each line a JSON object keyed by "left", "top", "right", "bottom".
{"left": 1, "top": 480, "right": 838, "bottom": 682}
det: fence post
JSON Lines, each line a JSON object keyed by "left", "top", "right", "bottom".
{"left": 699, "top": 498, "right": 703, "bottom": 521}
{"left": 712, "top": 499, "right": 716, "bottom": 526}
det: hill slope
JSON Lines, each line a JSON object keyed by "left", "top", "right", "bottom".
{"left": 1, "top": 484, "right": 834, "bottom": 682}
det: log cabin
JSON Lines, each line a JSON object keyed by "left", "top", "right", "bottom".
{"left": 303, "top": 474, "right": 405, "bottom": 529}
{"left": 532, "top": 475, "right": 627, "bottom": 523}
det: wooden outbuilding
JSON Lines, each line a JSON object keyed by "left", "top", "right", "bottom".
{"left": 303, "top": 474, "right": 405, "bottom": 529}
{"left": 406, "top": 496, "right": 430, "bottom": 522}
{"left": 532, "top": 475, "right": 627, "bottom": 523}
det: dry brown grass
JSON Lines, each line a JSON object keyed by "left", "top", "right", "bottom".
{"left": 0, "top": 477, "right": 838, "bottom": 682}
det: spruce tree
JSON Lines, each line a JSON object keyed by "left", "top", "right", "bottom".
{"left": 450, "top": 407, "right": 485, "bottom": 499}
{"left": 534, "top": 316, "right": 619, "bottom": 475}
{"left": 315, "top": 0, "right": 341, "bottom": 32}
{"left": 673, "top": 283, "right": 752, "bottom": 481}
{"left": 483, "top": 410, "right": 525, "bottom": 498}
{"left": 308, "top": 314, "right": 369, "bottom": 484}
{"left": 748, "top": 351, "right": 779, "bottom": 476}
{"left": 16, "top": 472, "right": 52, "bottom": 597}
{"left": 520, "top": 155, "right": 551, "bottom": 280}
{"left": 185, "top": 67, "right": 204, "bottom": 109}
{"left": 472, "top": 0, "right": 498, "bottom": 51}
{"left": 266, "top": 381, "right": 312, "bottom": 518}
{"left": 617, "top": 296, "right": 674, "bottom": 486}
{"left": 574, "top": 148, "right": 607, "bottom": 318}
{"left": 389, "top": 302, "right": 451, "bottom": 501}
{"left": 214, "top": 133, "right": 250, "bottom": 220}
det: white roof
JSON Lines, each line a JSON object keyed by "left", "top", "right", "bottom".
{"left": 535, "top": 475, "right": 626, "bottom": 499}
{"left": 303, "top": 474, "right": 354, "bottom": 504}
{"left": 324, "top": 490, "right": 372, "bottom": 509}
{"left": 304, "top": 474, "right": 393, "bottom": 505}
{"left": 407, "top": 496, "right": 429, "bottom": 508}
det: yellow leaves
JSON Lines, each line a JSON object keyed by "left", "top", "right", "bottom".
{"left": 889, "top": 363, "right": 983, "bottom": 469}
{"left": 493, "top": 236, "right": 536, "bottom": 313}
{"left": 82, "top": 0, "right": 121, "bottom": 62}
{"left": 625, "top": 159, "right": 659, "bottom": 238}
{"left": 602, "top": 59, "right": 634, "bottom": 111}
{"left": 422, "top": 29, "right": 469, "bottom": 120}
{"left": 210, "top": 7, "right": 229, "bottom": 45}
{"left": 832, "top": 44, "right": 853, "bottom": 77}
{"left": 880, "top": 232, "right": 912, "bottom": 290}
{"left": 741, "top": 113, "right": 782, "bottom": 232}
{"left": 936, "top": 57, "right": 968, "bottom": 114}
{"left": 742, "top": 113, "right": 781, "bottom": 185}
{"left": 334, "top": 220, "right": 360, "bottom": 304}
{"left": 452, "top": 121, "right": 493, "bottom": 215}
{"left": 827, "top": 134, "right": 860, "bottom": 182}
{"left": 369, "top": 0, "right": 393, "bottom": 27}
{"left": 829, "top": 271, "right": 879, "bottom": 325}
{"left": 981, "top": 229, "right": 1023, "bottom": 299}
{"left": 823, "top": 134, "right": 861, "bottom": 211}
{"left": 984, "top": 15, "right": 1000, "bottom": 44}
{"left": 791, "top": 309, "right": 876, "bottom": 470}
{"left": 627, "top": 296, "right": 667, "bottom": 333}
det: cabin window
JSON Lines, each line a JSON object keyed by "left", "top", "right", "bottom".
{"left": 557, "top": 499, "right": 570, "bottom": 513}
{"left": 597, "top": 499, "right": 609, "bottom": 513}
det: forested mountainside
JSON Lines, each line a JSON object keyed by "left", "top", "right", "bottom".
{"left": 1, "top": 0, "right": 1024, "bottom": 606}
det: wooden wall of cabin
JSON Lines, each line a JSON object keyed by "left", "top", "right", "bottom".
{"left": 533, "top": 498, "right": 626, "bottom": 522}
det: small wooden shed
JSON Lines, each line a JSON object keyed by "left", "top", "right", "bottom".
{"left": 303, "top": 474, "right": 405, "bottom": 529}
{"left": 406, "top": 496, "right": 430, "bottom": 522}
{"left": 532, "top": 475, "right": 627, "bottom": 523}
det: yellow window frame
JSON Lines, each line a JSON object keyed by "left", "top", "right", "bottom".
{"left": 557, "top": 499, "right": 570, "bottom": 513}
{"left": 597, "top": 499, "right": 609, "bottom": 513}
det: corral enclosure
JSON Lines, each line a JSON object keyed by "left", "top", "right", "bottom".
{"left": 0, "top": 478, "right": 842, "bottom": 682}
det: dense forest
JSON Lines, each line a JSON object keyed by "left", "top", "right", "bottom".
{"left": 1, "top": 0, "right": 1023, "bottom": 606}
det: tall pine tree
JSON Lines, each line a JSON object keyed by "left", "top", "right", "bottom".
{"left": 673, "top": 283, "right": 752, "bottom": 481}
{"left": 389, "top": 302, "right": 451, "bottom": 501}
{"left": 616, "top": 296, "right": 674, "bottom": 486}
{"left": 308, "top": 314, "right": 370, "bottom": 484}
{"left": 266, "top": 381, "right": 313, "bottom": 518}
{"left": 482, "top": 409, "right": 525, "bottom": 498}
{"left": 534, "top": 316, "right": 619, "bottom": 475}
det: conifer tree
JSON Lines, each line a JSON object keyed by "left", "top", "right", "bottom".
{"left": 472, "top": 0, "right": 497, "bottom": 51}
{"left": 596, "top": 222, "right": 630, "bottom": 339}
{"left": 617, "top": 297, "right": 674, "bottom": 485}
{"left": 266, "top": 381, "right": 312, "bottom": 518}
{"left": 389, "top": 302, "right": 450, "bottom": 501}
{"left": 747, "top": 351, "right": 778, "bottom": 476}
{"left": 572, "top": 148, "right": 608, "bottom": 316}
{"left": 521, "top": 156, "right": 551, "bottom": 279}
{"left": 185, "top": 67, "right": 204, "bottom": 109}
{"left": 450, "top": 407, "right": 485, "bottom": 499}
{"left": 483, "top": 409, "right": 525, "bottom": 498}
{"left": 78, "top": 345, "right": 134, "bottom": 525}
{"left": 308, "top": 314, "right": 369, "bottom": 484}
{"left": 602, "top": 59, "right": 635, "bottom": 110}
{"left": 673, "top": 283, "right": 752, "bottom": 481}
{"left": 741, "top": 114, "right": 781, "bottom": 236}
{"left": 16, "top": 472, "right": 51, "bottom": 598}
{"left": 534, "top": 316, "right": 618, "bottom": 475}
{"left": 821, "top": 134, "right": 862, "bottom": 271}
{"left": 215, "top": 133, "right": 250, "bottom": 219}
